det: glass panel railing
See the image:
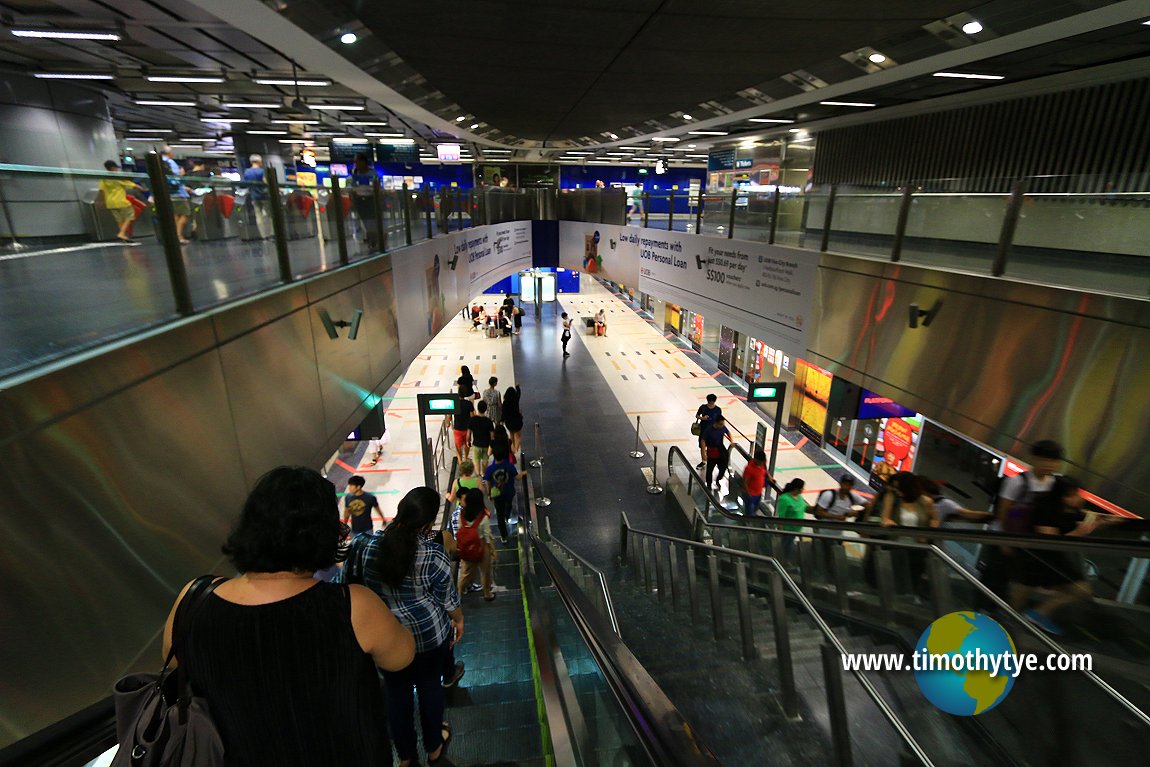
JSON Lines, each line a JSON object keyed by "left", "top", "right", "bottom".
{"left": 825, "top": 189, "right": 904, "bottom": 260}
{"left": 899, "top": 192, "right": 1007, "bottom": 273}
{"left": 1007, "top": 192, "right": 1150, "bottom": 295}
{"left": 0, "top": 163, "right": 179, "bottom": 376}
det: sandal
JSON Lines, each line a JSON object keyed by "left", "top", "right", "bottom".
{"left": 428, "top": 721, "right": 452, "bottom": 764}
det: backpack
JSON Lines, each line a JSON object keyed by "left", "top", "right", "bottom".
{"left": 490, "top": 465, "right": 511, "bottom": 498}
{"left": 456, "top": 513, "right": 486, "bottom": 562}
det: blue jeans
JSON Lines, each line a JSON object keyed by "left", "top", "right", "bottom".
{"left": 742, "top": 493, "right": 761, "bottom": 516}
{"left": 383, "top": 641, "right": 450, "bottom": 761}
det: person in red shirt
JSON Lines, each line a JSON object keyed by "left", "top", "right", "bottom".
{"left": 742, "top": 448, "right": 771, "bottom": 516}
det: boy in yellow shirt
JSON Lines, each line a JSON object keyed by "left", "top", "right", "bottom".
{"left": 99, "top": 160, "right": 145, "bottom": 244}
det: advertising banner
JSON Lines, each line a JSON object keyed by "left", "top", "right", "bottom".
{"left": 870, "top": 415, "right": 923, "bottom": 488}
{"left": 558, "top": 221, "right": 641, "bottom": 288}
{"left": 635, "top": 231, "right": 817, "bottom": 361}
{"left": 393, "top": 221, "right": 533, "bottom": 364}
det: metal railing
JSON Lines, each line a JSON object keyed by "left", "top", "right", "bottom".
{"left": 542, "top": 518, "right": 621, "bottom": 636}
{"left": 619, "top": 512, "right": 935, "bottom": 767}
{"left": 518, "top": 474, "right": 720, "bottom": 766}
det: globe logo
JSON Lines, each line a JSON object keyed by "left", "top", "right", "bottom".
{"left": 914, "top": 612, "right": 1017, "bottom": 716}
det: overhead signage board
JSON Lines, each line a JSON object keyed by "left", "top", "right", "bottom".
{"left": 748, "top": 383, "right": 784, "bottom": 402}
{"left": 437, "top": 144, "right": 461, "bottom": 162}
{"left": 708, "top": 148, "right": 736, "bottom": 171}
{"left": 735, "top": 158, "right": 754, "bottom": 169}
{"left": 857, "top": 389, "right": 917, "bottom": 420}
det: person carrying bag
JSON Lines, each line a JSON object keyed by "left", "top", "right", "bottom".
{"left": 111, "top": 575, "right": 226, "bottom": 767}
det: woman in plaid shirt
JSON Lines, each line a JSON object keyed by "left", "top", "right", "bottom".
{"left": 342, "top": 487, "right": 463, "bottom": 766}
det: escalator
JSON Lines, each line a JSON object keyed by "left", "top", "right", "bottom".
{"left": 652, "top": 444, "right": 1150, "bottom": 765}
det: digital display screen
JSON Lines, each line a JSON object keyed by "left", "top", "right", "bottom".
{"left": 857, "top": 389, "right": 916, "bottom": 420}
{"left": 330, "top": 163, "right": 348, "bottom": 177}
{"left": 749, "top": 385, "right": 780, "bottom": 401}
{"left": 437, "top": 144, "right": 460, "bottom": 162}
{"left": 427, "top": 398, "right": 455, "bottom": 412}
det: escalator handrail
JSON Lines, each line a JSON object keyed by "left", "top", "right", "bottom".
{"left": 670, "top": 445, "right": 1150, "bottom": 556}
{"left": 522, "top": 478, "right": 721, "bottom": 767}
{"left": 620, "top": 512, "right": 937, "bottom": 767}
{"left": 544, "top": 527, "right": 622, "bottom": 637}
{"left": 700, "top": 517, "right": 1150, "bottom": 727}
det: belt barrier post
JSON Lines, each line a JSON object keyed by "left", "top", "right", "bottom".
{"left": 629, "top": 415, "right": 645, "bottom": 459}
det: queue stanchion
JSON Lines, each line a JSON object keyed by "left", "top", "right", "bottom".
{"left": 629, "top": 415, "right": 645, "bottom": 459}
{"left": 647, "top": 445, "right": 664, "bottom": 495}
{"left": 532, "top": 422, "right": 552, "bottom": 507}
{"left": 530, "top": 422, "right": 544, "bottom": 468}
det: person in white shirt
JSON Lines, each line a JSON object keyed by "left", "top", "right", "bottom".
{"left": 815, "top": 474, "right": 867, "bottom": 522}
{"left": 994, "top": 440, "right": 1064, "bottom": 526}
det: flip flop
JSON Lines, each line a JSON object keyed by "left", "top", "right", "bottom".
{"left": 428, "top": 721, "right": 452, "bottom": 764}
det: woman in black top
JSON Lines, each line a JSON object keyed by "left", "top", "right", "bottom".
{"left": 457, "top": 365, "right": 477, "bottom": 400}
{"left": 503, "top": 384, "right": 524, "bottom": 455}
{"left": 166, "top": 466, "right": 415, "bottom": 767}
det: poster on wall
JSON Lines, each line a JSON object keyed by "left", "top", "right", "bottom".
{"left": 392, "top": 222, "right": 533, "bottom": 364}
{"left": 793, "top": 359, "right": 832, "bottom": 445}
{"left": 870, "top": 414, "right": 923, "bottom": 489}
{"left": 558, "top": 221, "right": 641, "bottom": 288}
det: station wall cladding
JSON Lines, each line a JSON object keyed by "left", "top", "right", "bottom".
{"left": 554, "top": 230, "right": 1150, "bottom": 511}
{"left": 0, "top": 220, "right": 533, "bottom": 747}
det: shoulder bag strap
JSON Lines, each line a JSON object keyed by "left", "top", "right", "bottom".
{"left": 170, "top": 575, "right": 225, "bottom": 721}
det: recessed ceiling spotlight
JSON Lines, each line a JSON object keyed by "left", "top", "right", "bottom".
{"left": 607, "top": 132, "right": 619, "bottom": 139}
{"left": 682, "top": 114, "right": 693, "bottom": 120}
{"left": 470, "top": 123, "right": 480, "bottom": 129}
{"left": 868, "top": 53, "right": 887, "bottom": 64}
{"left": 962, "top": 20, "right": 983, "bottom": 35}
{"left": 933, "top": 72, "right": 1005, "bottom": 80}
{"left": 13, "top": 29, "right": 122, "bottom": 41}
{"left": 455, "top": 116, "right": 466, "bottom": 122}
{"left": 340, "top": 32, "right": 357, "bottom": 44}
{"left": 819, "top": 101, "right": 876, "bottom": 108}
{"left": 687, "top": 144, "right": 697, "bottom": 148}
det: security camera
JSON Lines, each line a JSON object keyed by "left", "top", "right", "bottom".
{"left": 909, "top": 300, "right": 943, "bottom": 329}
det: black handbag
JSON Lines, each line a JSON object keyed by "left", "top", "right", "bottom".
{"left": 111, "top": 575, "right": 226, "bottom": 766}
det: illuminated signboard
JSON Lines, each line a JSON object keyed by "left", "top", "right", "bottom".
{"left": 748, "top": 384, "right": 783, "bottom": 402}
{"left": 427, "top": 398, "right": 456, "bottom": 412}
{"left": 857, "top": 389, "right": 916, "bottom": 420}
{"left": 437, "top": 144, "right": 461, "bottom": 162}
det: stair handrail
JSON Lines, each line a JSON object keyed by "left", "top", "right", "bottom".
{"left": 700, "top": 517, "right": 1150, "bottom": 728}
{"left": 546, "top": 532, "right": 622, "bottom": 637}
{"left": 522, "top": 477, "right": 722, "bottom": 767}
{"left": 621, "top": 511, "right": 940, "bottom": 766}
{"left": 670, "top": 444, "right": 1150, "bottom": 556}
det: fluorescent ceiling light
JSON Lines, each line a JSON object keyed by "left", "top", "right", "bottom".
{"left": 819, "top": 101, "right": 876, "bottom": 107}
{"left": 688, "top": 130, "right": 727, "bottom": 136}
{"left": 308, "top": 104, "right": 366, "bottom": 111}
{"left": 134, "top": 99, "right": 196, "bottom": 106}
{"left": 246, "top": 130, "right": 286, "bottom": 135}
{"left": 687, "top": 144, "right": 697, "bottom": 148}
{"left": 147, "top": 75, "right": 225, "bottom": 83}
{"left": 34, "top": 72, "right": 113, "bottom": 80}
{"left": 279, "top": 139, "right": 309, "bottom": 143}
{"left": 682, "top": 114, "right": 693, "bottom": 120}
{"left": 364, "top": 132, "right": 404, "bottom": 137}
{"left": 340, "top": 32, "right": 357, "bottom": 44}
{"left": 342, "top": 121, "right": 389, "bottom": 126}
{"left": 686, "top": 154, "right": 709, "bottom": 158}
{"left": 932, "top": 72, "right": 1005, "bottom": 80}
{"left": 222, "top": 102, "right": 279, "bottom": 108}
{"left": 564, "top": 151, "right": 592, "bottom": 155}
{"left": 271, "top": 119, "right": 320, "bottom": 124}
{"left": 201, "top": 117, "right": 249, "bottom": 123}
{"left": 868, "top": 53, "right": 887, "bottom": 64}
{"left": 651, "top": 137, "right": 680, "bottom": 142}
{"left": 469, "top": 123, "right": 480, "bottom": 129}
{"left": 125, "top": 137, "right": 165, "bottom": 141}
{"left": 603, "top": 152, "right": 629, "bottom": 156}
{"left": 128, "top": 127, "right": 172, "bottom": 133}
{"left": 962, "top": 20, "right": 984, "bottom": 34}
{"left": 13, "top": 29, "right": 121, "bottom": 41}
{"left": 331, "top": 137, "right": 365, "bottom": 143}
{"left": 749, "top": 118, "right": 794, "bottom": 124}
{"left": 253, "top": 78, "right": 331, "bottom": 86}
{"left": 376, "top": 138, "right": 415, "bottom": 144}
{"left": 483, "top": 149, "right": 511, "bottom": 153}
{"left": 177, "top": 138, "right": 214, "bottom": 142}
